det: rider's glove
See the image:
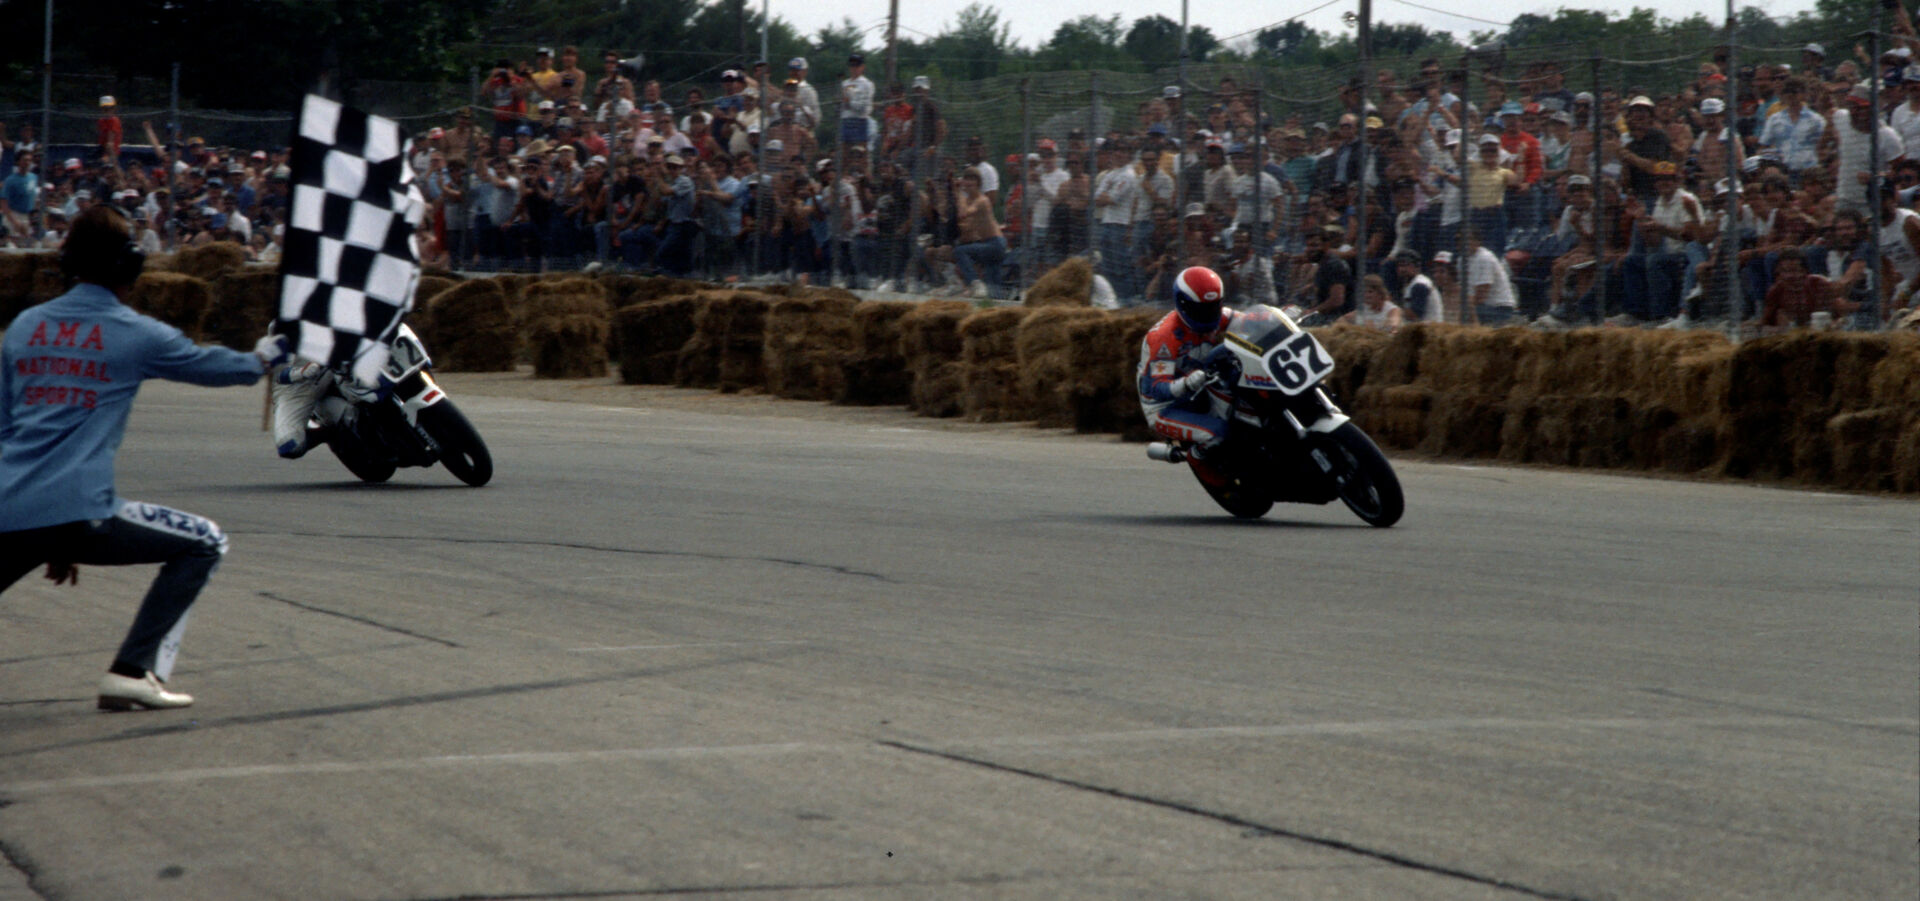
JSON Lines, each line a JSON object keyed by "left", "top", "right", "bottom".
{"left": 253, "top": 333, "right": 292, "bottom": 370}
{"left": 1174, "top": 368, "right": 1213, "bottom": 398}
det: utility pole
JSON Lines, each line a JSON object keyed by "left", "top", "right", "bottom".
{"left": 886, "top": 0, "right": 900, "bottom": 87}
{"left": 735, "top": 0, "right": 746, "bottom": 64}
{"left": 1356, "top": 0, "right": 1372, "bottom": 302}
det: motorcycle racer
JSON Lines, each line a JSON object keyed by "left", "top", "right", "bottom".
{"left": 1137, "top": 265, "right": 1239, "bottom": 458}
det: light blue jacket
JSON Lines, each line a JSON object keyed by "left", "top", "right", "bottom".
{"left": 1, "top": 282, "right": 262, "bottom": 531}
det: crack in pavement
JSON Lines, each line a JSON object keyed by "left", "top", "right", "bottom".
{"left": 0, "top": 647, "right": 805, "bottom": 761}
{"left": 878, "top": 739, "right": 1597, "bottom": 901}
{"left": 257, "top": 591, "right": 463, "bottom": 648}
{"left": 241, "top": 531, "right": 892, "bottom": 582}
{"left": 0, "top": 836, "right": 49, "bottom": 901}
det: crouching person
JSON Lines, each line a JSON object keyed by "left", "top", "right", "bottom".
{"left": 1, "top": 205, "right": 287, "bottom": 710}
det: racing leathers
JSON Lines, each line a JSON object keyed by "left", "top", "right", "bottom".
{"left": 1137, "top": 306, "right": 1234, "bottom": 452}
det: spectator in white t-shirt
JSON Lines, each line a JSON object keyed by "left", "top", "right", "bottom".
{"left": 1461, "top": 229, "right": 1517, "bottom": 325}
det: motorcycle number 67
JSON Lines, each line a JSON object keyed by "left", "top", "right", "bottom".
{"left": 1265, "top": 331, "right": 1335, "bottom": 395}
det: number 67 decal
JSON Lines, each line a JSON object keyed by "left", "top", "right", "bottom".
{"left": 1265, "top": 331, "right": 1335, "bottom": 395}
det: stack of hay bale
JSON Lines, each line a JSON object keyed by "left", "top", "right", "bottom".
{"left": 763, "top": 293, "right": 858, "bottom": 401}
{"left": 425, "top": 279, "right": 517, "bottom": 370}
{"left": 521, "top": 278, "right": 612, "bottom": 378}
{"left": 899, "top": 300, "right": 973, "bottom": 417}
{"left": 676, "top": 290, "right": 773, "bottom": 392}
{"left": 958, "top": 307, "right": 1030, "bottom": 421}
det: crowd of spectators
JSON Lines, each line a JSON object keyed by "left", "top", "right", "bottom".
{"left": 7, "top": 20, "right": 1920, "bottom": 334}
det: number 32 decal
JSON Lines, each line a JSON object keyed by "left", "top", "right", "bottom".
{"left": 1265, "top": 331, "right": 1335, "bottom": 395}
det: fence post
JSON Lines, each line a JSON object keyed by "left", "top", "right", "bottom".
{"left": 1589, "top": 54, "right": 1606, "bottom": 325}
{"left": 1867, "top": 16, "right": 1885, "bottom": 331}
{"left": 1722, "top": 18, "right": 1742, "bottom": 337}
{"left": 168, "top": 62, "right": 181, "bottom": 252}
{"left": 1456, "top": 56, "right": 1471, "bottom": 321}
{"left": 1020, "top": 76, "right": 1033, "bottom": 295}
{"left": 1087, "top": 70, "right": 1098, "bottom": 279}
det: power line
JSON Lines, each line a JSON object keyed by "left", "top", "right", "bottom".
{"left": 1385, "top": 0, "right": 1512, "bottom": 30}
{"left": 1217, "top": 0, "right": 1348, "bottom": 45}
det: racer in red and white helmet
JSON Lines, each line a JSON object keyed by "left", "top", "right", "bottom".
{"left": 1136, "top": 266, "right": 1238, "bottom": 456}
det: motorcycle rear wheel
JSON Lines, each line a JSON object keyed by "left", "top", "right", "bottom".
{"left": 1326, "top": 423, "right": 1404, "bottom": 528}
{"left": 1190, "top": 459, "right": 1274, "bottom": 519}
{"left": 419, "top": 401, "right": 493, "bottom": 487}
{"left": 325, "top": 424, "right": 397, "bottom": 483}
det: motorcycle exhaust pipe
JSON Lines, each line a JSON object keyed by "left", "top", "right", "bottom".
{"left": 1146, "top": 442, "right": 1186, "bottom": 464}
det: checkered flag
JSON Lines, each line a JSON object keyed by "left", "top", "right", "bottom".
{"left": 275, "top": 94, "right": 427, "bottom": 386}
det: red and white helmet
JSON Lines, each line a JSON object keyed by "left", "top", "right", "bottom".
{"left": 1173, "top": 266, "right": 1226, "bottom": 333}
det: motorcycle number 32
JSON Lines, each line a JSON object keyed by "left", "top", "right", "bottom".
{"left": 1266, "top": 331, "right": 1335, "bottom": 394}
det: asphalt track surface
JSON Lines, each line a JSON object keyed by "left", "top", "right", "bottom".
{"left": 1, "top": 376, "right": 1915, "bottom": 901}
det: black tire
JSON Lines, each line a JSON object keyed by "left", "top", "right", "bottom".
{"left": 1325, "top": 423, "right": 1404, "bottom": 527}
{"left": 325, "top": 424, "right": 396, "bottom": 483}
{"left": 1190, "top": 458, "right": 1274, "bottom": 519}
{"left": 418, "top": 400, "right": 493, "bottom": 487}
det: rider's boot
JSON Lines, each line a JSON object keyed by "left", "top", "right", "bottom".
{"left": 271, "top": 362, "right": 327, "bottom": 459}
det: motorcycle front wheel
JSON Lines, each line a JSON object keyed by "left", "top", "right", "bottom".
{"left": 1326, "top": 423, "right": 1404, "bottom": 528}
{"left": 419, "top": 400, "right": 493, "bottom": 487}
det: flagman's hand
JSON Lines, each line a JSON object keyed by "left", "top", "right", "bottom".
{"left": 253, "top": 333, "right": 292, "bottom": 371}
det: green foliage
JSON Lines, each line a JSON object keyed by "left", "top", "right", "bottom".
{"left": 1039, "top": 15, "right": 1130, "bottom": 72}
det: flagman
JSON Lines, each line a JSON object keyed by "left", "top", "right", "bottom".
{"left": 1, "top": 206, "right": 290, "bottom": 710}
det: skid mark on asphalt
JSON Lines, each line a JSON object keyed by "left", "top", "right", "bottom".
{"left": 0, "top": 647, "right": 805, "bottom": 762}
{"left": 257, "top": 591, "right": 464, "bottom": 648}
{"left": 242, "top": 531, "right": 892, "bottom": 582}
{"left": 879, "top": 739, "right": 1595, "bottom": 901}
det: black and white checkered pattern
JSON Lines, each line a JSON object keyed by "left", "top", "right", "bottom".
{"left": 275, "top": 94, "right": 426, "bottom": 385}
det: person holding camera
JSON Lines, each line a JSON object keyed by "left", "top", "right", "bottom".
{"left": 487, "top": 58, "right": 532, "bottom": 139}
{"left": 1, "top": 205, "right": 289, "bottom": 710}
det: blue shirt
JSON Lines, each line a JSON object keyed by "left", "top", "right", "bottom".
{"left": 4, "top": 171, "right": 38, "bottom": 215}
{"left": 1, "top": 283, "right": 263, "bottom": 531}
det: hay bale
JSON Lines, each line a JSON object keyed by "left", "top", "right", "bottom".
{"left": 1419, "top": 393, "right": 1506, "bottom": 458}
{"left": 1894, "top": 417, "right": 1920, "bottom": 493}
{"left": 411, "top": 275, "right": 460, "bottom": 348}
{"left": 1024, "top": 257, "right": 1093, "bottom": 307}
{"left": 0, "top": 253, "right": 46, "bottom": 327}
{"left": 169, "top": 242, "right": 249, "bottom": 282}
{"left": 489, "top": 274, "right": 542, "bottom": 324}
{"left": 959, "top": 307, "right": 1032, "bottom": 422}
{"left": 1417, "top": 328, "right": 1526, "bottom": 398}
{"left": 1014, "top": 306, "right": 1108, "bottom": 425}
{"left": 200, "top": 270, "right": 280, "bottom": 349}
{"left": 527, "top": 314, "right": 609, "bottom": 379}
{"left": 522, "top": 278, "right": 612, "bottom": 320}
{"left": 840, "top": 301, "right": 915, "bottom": 406}
{"left": 1060, "top": 309, "right": 1160, "bottom": 437}
{"left": 900, "top": 300, "right": 975, "bottom": 417}
{"left": 1823, "top": 407, "right": 1908, "bottom": 492}
{"left": 1370, "top": 323, "right": 1430, "bottom": 387}
{"left": 675, "top": 290, "right": 771, "bottom": 392}
{"left": 1867, "top": 333, "right": 1920, "bottom": 409}
{"left": 429, "top": 280, "right": 518, "bottom": 371}
{"left": 613, "top": 298, "right": 702, "bottom": 384}
{"left": 1352, "top": 384, "right": 1430, "bottom": 450}
{"left": 126, "top": 272, "right": 212, "bottom": 339}
{"left": 763, "top": 295, "right": 859, "bottom": 401}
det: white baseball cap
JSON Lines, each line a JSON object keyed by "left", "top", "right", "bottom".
{"left": 911, "top": 75, "right": 931, "bottom": 90}
{"left": 1700, "top": 98, "right": 1726, "bottom": 115}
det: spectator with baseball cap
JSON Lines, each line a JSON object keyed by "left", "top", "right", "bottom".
{"left": 841, "top": 53, "right": 875, "bottom": 153}
{"left": 786, "top": 57, "right": 820, "bottom": 129}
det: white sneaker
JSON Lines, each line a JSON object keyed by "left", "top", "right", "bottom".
{"left": 98, "top": 671, "right": 194, "bottom": 710}
{"left": 1655, "top": 314, "right": 1691, "bottom": 330}
{"left": 873, "top": 279, "right": 895, "bottom": 293}
{"left": 1533, "top": 313, "right": 1569, "bottom": 329}
{"left": 271, "top": 362, "right": 327, "bottom": 458}
{"left": 1605, "top": 313, "right": 1639, "bottom": 327}
{"left": 969, "top": 280, "right": 989, "bottom": 298}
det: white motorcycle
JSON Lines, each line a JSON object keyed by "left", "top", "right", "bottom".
{"left": 314, "top": 324, "right": 493, "bottom": 487}
{"left": 1147, "top": 305, "right": 1402, "bottom": 526}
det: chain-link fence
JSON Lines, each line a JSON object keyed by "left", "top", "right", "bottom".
{"left": 5, "top": 16, "right": 1912, "bottom": 333}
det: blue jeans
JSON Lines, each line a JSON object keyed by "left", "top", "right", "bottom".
{"left": 954, "top": 235, "right": 1008, "bottom": 292}
{"left": 1621, "top": 251, "right": 1687, "bottom": 320}
{"left": 1469, "top": 206, "right": 1507, "bottom": 255}
{"left": 1098, "top": 223, "right": 1132, "bottom": 297}
{"left": 1476, "top": 304, "right": 1516, "bottom": 326}
{"left": 619, "top": 227, "right": 659, "bottom": 270}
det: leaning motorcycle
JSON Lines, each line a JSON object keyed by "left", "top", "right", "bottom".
{"left": 1146, "top": 305, "right": 1402, "bottom": 527}
{"left": 312, "top": 323, "right": 493, "bottom": 487}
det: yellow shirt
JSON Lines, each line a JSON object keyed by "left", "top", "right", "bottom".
{"left": 1467, "top": 159, "right": 1513, "bottom": 209}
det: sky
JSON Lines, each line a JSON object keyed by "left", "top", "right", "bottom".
{"left": 771, "top": 0, "right": 1824, "bottom": 51}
